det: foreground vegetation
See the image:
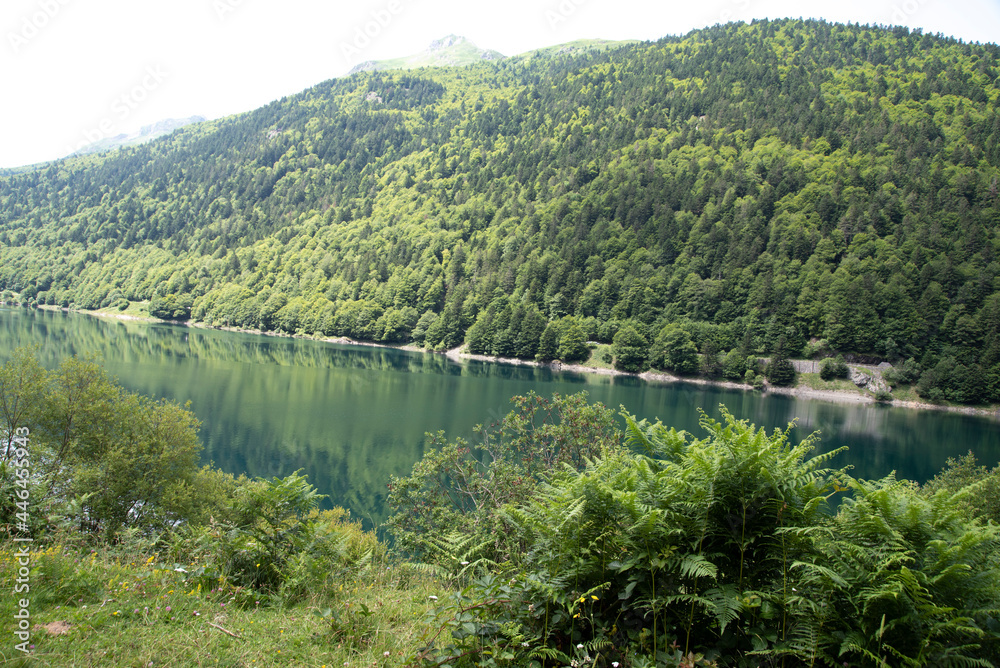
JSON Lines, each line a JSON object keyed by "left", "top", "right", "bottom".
{"left": 2, "top": 350, "right": 999, "bottom": 666}
{"left": 2, "top": 19, "right": 1000, "bottom": 403}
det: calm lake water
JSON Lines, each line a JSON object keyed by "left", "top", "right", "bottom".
{"left": 2, "top": 307, "right": 998, "bottom": 527}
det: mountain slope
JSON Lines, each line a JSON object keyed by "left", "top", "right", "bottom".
{"left": 68, "top": 115, "right": 207, "bottom": 158}
{"left": 1, "top": 19, "right": 999, "bottom": 403}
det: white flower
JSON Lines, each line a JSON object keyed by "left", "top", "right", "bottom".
{"left": 428, "top": 595, "right": 438, "bottom": 600}
{"left": 613, "top": 663, "right": 620, "bottom": 668}
{"left": 383, "top": 651, "right": 390, "bottom": 657}
{"left": 577, "top": 643, "right": 584, "bottom": 649}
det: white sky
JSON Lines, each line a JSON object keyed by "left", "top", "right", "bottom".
{"left": 1, "top": 0, "right": 998, "bottom": 168}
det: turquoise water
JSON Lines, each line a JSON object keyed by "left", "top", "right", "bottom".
{"left": 2, "top": 307, "right": 997, "bottom": 526}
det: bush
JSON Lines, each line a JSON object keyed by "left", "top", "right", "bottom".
{"left": 819, "top": 354, "right": 849, "bottom": 380}
{"left": 802, "top": 339, "right": 829, "bottom": 358}
{"left": 883, "top": 357, "right": 921, "bottom": 386}
{"left": 557, "top": 318, "right": 590, "bottom": 362}
{"left": 0, "top": 348, "right": 205, "bottom": 539}
{"left": 204, "top": 472, "right": 382, "bottom": 605}
{"left": 386, "top": 392, "right": 620, "bottom": 565}
{"left": 922, "top": 451, "right": 1000, "bottom": 524}
{"left": 492, "top": 409, "right": 850, "bottom": 664}
{"left": 873, "top": 388, "right": 893, "bottom": 402}
{"left": 214, "top": 471, "right": 326, "bottom": 594}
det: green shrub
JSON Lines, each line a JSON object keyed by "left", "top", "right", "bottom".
{"left": 819, "top": 354, "right": 849, "bottom": 380}
{"left": 650, "top": 324, "right": 698, "bottom": 374}
{"left": 873, "top": 388, "right": 893, "bottom": 402}
{"left": 415, "top": 405, "right": 1000, "bottom": 666}
{"left": 922, "top": 451, "right": 1000, "bottom": 525}
{"left": 493, "top": 409, "right": 846, "bottom": 663}
{"left": 386, "top": 392, "right": 620, "bottom": 566}
{"left": 789, "top": 476, "right": 1000, "bottom": 666}
{"left": 721, "top": 349, "right": 746, "bottom": 380}
{"left": 0, "top": 348, "right": 205, "bottom": 540}
{"left": 882, "top": 357, "right": 922, "bottom": 386}
{"left": 206, "top": 471, "right": 380, "bottom": 603}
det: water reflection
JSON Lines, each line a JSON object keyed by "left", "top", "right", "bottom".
{"left": 2, "top": 307, "right": 998, "bottom": 528}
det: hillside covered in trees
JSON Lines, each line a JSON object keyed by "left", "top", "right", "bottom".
{"left": 1, "top": 19, "right": 999, "bottom": 402}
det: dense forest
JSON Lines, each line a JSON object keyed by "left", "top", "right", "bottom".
{"left": 2, "top": 19, "right": 999, "bottom": 402}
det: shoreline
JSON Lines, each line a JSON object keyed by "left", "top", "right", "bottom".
{"left": 448, "top": 347, "right": 998, "bottom": 417}
{"left": 37, "top": 305, "right": 1000, "bottom": 419}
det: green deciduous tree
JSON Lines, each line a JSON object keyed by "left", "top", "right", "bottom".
{"left": 651, "top": 324, "right": 698, "bottom": 374}
{"left": 612, "top": 323, "right": 649, "bottom": 372}
{"left": 386, "top": 392, "right": 619, "bottom": 564}
{"left": 557, "top": 317, "right": 589, "bottom": 363}
{"left": 0, "top": 348, "right": 207, "bottom": 538}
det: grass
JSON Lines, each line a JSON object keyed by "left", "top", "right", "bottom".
{"left": 796, "top": 372, "right": 868, "bottom": 394}
{"left": 579, "top": 343, "right": 615, "bottom": 371}
{"left": 90, "top": 300, "right": 152, "bottom": 319}
{"left": 0, "top": 542, "right": 444, "bottom": 667}
{"left": 887, "top": 384, "right": 922, "bottom": 403}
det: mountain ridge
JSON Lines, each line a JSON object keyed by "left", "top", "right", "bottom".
{"left": 348, "top": 34, "right": 505, "bottom": 74}
{"left": 67, "top": 115, "right": 207, "bottom": 159}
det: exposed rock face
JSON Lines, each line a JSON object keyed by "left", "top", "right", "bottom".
{"left": 849, "top": 366, "right": 891, "bottom": 394}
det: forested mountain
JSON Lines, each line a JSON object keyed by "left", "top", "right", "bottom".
{"left": 2, "top": 19, "right": 999, "bottom": 402}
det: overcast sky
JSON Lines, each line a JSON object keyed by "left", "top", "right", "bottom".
{"left": 1, "top": 0, "right": 998, "bottom": 168}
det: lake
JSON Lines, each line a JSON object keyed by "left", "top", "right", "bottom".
{"left": 2, "top": 306, "right": 998, "bottom": 528}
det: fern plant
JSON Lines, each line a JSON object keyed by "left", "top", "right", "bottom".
{"left": 402, "top": 399, "right": 1000, "bottom": 667}
{"left": 501, "top": 406, "right": 849, "bottom": 664}
{"left": 780, "top": 475, "right": 1000, "bottom": 667}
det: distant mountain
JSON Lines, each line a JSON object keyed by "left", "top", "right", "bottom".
{"left": 69, "top": 116, "right": 207, "bottom": 158}
{"left": 348, "top": 35, "right": 504, "bottom": 74}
